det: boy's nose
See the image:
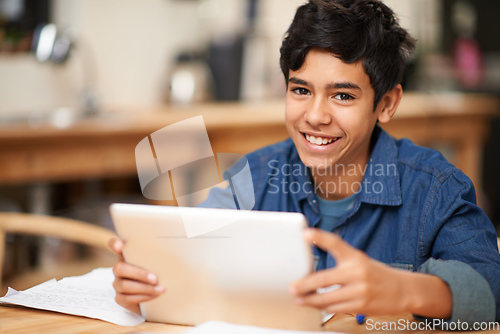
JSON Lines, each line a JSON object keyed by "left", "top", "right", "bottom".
{"left": 304, "top": 99, "right": 332, "bottom": 127}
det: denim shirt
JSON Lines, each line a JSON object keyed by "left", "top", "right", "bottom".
{"left": 204, "top": 126, "right": 500, "bottom": 323}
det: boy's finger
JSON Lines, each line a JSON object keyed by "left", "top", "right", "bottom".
{"left": 113, "top": 262, "right": 158, "bottom": 285}
{"left": 115, "top": 294, "right": 155, "bottom": 314}
{"left": 290, "top": 267, "right": 351, "bottom": 296}
{"left": 290, "top": 270, "right": 336, "bottom": 296}
{"left": 113, "top": 277, "right": 165, "bottom": 296}
{"left": 295, "top": 284, "right": 357, "bottom": 309}
{"left": 108, "top": 237, "right": 125, "bottom": 261}
{"left": 304, "top": 228, "right": 355, "bottom": 261}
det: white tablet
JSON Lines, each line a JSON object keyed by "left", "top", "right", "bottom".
{"left": 110, "top": 203, "right": 322, "bottom": 330}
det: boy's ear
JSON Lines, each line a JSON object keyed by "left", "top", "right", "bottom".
{"left": 377, "top": 84, "right": 403, "bottom": 124}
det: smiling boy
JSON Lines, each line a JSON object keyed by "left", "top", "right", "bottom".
{"left": 111, "top": 0, "right": 500, "bottom": 325}
{"left": 285, "top": 50, "right": 390, "bottom": 201}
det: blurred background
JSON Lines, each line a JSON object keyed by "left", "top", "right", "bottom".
{"left": 0, "top": 0, "right": 499, "bottom": 289}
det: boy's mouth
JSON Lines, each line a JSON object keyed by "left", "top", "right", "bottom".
{"left": 304, "top": 133, "right": 340, "bottom": 146}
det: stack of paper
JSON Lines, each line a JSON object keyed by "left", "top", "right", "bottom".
{"left": 0, "top": 267, "right": 144, "bottom": 326}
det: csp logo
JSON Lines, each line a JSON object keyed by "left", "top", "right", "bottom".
{"left": 135, "top": 116, "right": 255, "bottom": 237}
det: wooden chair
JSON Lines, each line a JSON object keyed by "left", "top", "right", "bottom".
{"left": 0, "top": 212, "right": 117, "bottom": 293}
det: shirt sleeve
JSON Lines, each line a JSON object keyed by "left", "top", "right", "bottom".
{"left": 197, "top": 185, "right": 239, "bottom": 209}
{"left": 198, "top": 154, "right": 256, "bottom": 210}
{"left": 418, "top": 258, "right": 496, "bottom": 324}
{"left": 418, "top": 170, "right": 500, "bottom": 323}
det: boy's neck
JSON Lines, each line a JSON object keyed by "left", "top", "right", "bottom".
{"left": 310, "top": 148, "right": 371, "bottom": 201}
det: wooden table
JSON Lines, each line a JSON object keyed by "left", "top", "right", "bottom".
{"left": 1, "top": 305, "right": 498, "bottom": 333}
{"left": 0, "top": 304, "right": 190, "bottom": 334}
{"left": 0, "top": 92, "right": 498, "bottom": 197}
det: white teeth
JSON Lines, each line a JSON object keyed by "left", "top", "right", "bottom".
{"left": 305, "top": 134, "right": 336, "bottom": 146}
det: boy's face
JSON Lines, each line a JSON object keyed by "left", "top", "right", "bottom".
{"left": 285, "top": 48, "right": 385, "bottom": 172}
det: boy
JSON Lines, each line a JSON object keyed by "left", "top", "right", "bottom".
{"left": 110, "top": 0, "right": 500, "bottom": 325}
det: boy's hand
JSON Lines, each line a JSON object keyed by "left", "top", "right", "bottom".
{"left": 108, "top": 237, "right": 166, "bottom": 315}
{"left": 289, "top": 229, "right": 452, "bottom": 318}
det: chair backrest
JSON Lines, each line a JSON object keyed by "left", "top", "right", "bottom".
{"left": 0, "top": 212, "right": 116, "bottom": 291}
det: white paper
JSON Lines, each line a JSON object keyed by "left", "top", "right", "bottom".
{"left": 0, "top": 267, "right": 144, "bottom": 326}
{"left": 317, "top": 284, "right": 340, "bottom": 323}
{"left": 186, "top": 321, "right": 344, "bottom": 334}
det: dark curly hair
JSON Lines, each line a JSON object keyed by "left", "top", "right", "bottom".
{"left": 280, "top": 0, "right": 416, "bottom": 110}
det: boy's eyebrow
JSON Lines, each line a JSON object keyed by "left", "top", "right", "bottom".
{"left": 288, "top": 77, "right": 361, "bottom": 91}
{"left": 327, "top": 82, "right": 361, "bottom": 90}
{"left": 288, "top": 77, "right": 309, "bottom": 86}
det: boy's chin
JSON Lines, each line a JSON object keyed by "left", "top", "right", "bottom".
{"left": 300, "top": 157, "right": 338, "bottom": 172}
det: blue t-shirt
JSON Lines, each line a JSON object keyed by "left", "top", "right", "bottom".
{"left": 315, "top": 194, "right": 356, "bottom": 270}
{"left": 317, "top": 194, "right": 356, "bottom": 232}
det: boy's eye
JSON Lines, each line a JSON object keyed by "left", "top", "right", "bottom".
{"left": 334, "top": 93, "right": 354, "bottom": 101}
{"left": 291, "top": 87, "right": 310, "bottom": 95}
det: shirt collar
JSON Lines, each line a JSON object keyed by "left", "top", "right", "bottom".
{"left": 357, "top": 126, "right": 402, "bottom": 206}
{"left": 289, "top": 125, "right": 402, "bottom": 207}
